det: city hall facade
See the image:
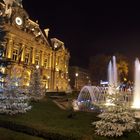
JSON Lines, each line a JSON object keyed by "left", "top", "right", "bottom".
{"left": 0, "top": 0, "right": 70, "bottom": 92}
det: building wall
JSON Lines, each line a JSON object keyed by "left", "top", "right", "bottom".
{"left": 0, "top": 1, "right": 70, "bottom": 92}
{"left": 69, "top": 66, "right": 91, "bottom": 91}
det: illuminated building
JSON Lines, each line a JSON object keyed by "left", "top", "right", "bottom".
{"left": 69, "top": 66, "right": 91, "bottom": 91}
{"left": 0, "top": 0, "right": 70, "bottom": 92}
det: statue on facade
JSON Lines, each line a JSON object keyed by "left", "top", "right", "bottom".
{"left": 3, "top": 0, "right": 14, "bottom": 17}
{"left": 2, "top": 0, "right": 22, "bottom": 18}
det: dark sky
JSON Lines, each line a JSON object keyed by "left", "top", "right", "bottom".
{"left": 22, "top": 1, "right": 140, "bottom": 68}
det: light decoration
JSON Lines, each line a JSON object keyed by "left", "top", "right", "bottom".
{"left": 92, "top": 90, "right": 136, "bottom": 137}
{"left": 0, "top": 75, "right": 32, "bottom": 115}
{"left": 28, "top": 66, "right": 45, "bottom": 101}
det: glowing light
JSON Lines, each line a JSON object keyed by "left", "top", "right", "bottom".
{"left": 46, "top": 85, "right": 48, "bottom": 89}
{"left": 54, "top": 43, "right": 58, "bottom": 49}
{"left": 0, "top": 68, "right": 5, "bottom": 73}
{"left": 36, "top": 65, "right": 39, "bottom": 69}
{"left": 123, "top": 77, "right": 127, "bottom": 81}
{"left": 75, "top": 73, "right": 78, "bottom": 77}
{"left": 26, "top": 83, "right": 29, "bottom": 86}
{"left": 15, "top": 82, "right": 18, "bottom": 86}
{"left": 56, "top": 68, "right": 59, "bottom": 71}
{"left": 105, "top": 99, "right": 115, "bottom": 106}
{"left": 132, "top": 101, "right": 140, "bottom": 109}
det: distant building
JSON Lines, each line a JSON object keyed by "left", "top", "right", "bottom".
{"left": 69, "top": 66, "right": 91, "bottom": 91}
{"left": 0, "top": 1, "right": 70, "bottom": 92}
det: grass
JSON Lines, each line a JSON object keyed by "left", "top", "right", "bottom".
{"left": 0, "top": 98, "right": 97, "bottom": 139}
{"left": 0, "top": 97, "right": 140, "bottom": 139}
{"left": 0, "top": 127, "right": 45, "bottom": 140}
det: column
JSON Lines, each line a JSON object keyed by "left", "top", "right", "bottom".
{"left": 21, "top": 44, "right": 25, "bottom": 62}
{"left": 41, "top": 51, "right": 44, "bottom": 67}
{"left": 50, "top": 52, "right": 54, "bottom": 90}
{"left": 32, "top": 48, "right": 35, "bottom": 64}
{"left": 7, "top": 39, "right": 13, "bottom": 58}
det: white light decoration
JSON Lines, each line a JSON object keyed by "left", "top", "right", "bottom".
{"left": 15, "top": 82, "right": 18, "bottom": 86}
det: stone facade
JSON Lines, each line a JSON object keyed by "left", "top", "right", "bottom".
{"left": 0, "top": 0, "right": 70, "bottom": 92}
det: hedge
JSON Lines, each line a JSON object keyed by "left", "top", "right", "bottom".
{"left": 0, "top": 119, "right": 81, "bottom": 140}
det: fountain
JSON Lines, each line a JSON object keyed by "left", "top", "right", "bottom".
{"left": 108, "top": 56, "right": 118, "bottom": 89}
{"left": 106, "top": 56, "right": 118, "bottom": 106}
{"left": 75, "top": 56, "right": 140, "bottom": 115}
{"left": 132, "top": 58, "right": 140, "bottom": 118}
{"left": 76, "top": 56, "right": 119, "bottom": 109}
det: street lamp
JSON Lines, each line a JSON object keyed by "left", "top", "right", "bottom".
{"left": 75, "top": 73, "right": 79, "bottom": 91}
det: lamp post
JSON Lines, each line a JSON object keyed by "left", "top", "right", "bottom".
{"left": 75, "top": 73, "right": 78, "bottom": 91}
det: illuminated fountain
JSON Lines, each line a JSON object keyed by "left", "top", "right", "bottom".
{"left": 76, "top": 56, "right": 118, "bottom": 110}
{"left": 108, "top": 56, "right": 118, "bottom": 89}
{"left": 75, "top": 56, "right": 140, "bottom": 113}
{"left": 132, "top": 59, "right": 140, "bottom": 117}
{"left": 106, "top": 56, "right": 118, "bottom": 105}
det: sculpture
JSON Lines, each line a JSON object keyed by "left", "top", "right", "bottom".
{"left": 2, "top": 0, "right": 22, "bottom": 18}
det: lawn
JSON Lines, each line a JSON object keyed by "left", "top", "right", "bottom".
{"left": 0, "top": 97, "right": 96, "bottom": 139}
{"left": 0, "top": 127, "right": 45, "bottom": 140}
{"left": 0, "top": 97, "right": 140, "bottom": 140}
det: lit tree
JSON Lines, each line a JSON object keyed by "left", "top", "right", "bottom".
{"left": 28, "top": 66, "right": 45, "bottom": 101}
{"left": 0, "top": 75, "right": 32, "bottom": 115}
{"left": 92, "top": 87, "right": 136, "bottom": 137}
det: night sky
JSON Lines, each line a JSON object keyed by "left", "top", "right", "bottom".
{"left": 22, "top": 1, "right": 140, "bottom": 68}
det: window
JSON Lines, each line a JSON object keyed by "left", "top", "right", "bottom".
{"left": 12, "top": 48, "right": 18, "bottom": 61}
{"left": 44, "top": 59, "right": 47, "bottom": 68}
{"left": 35, "top": 55, "right": 39, "bottom": 65}
{"left": 48, "top": 54, "right": 50, "bottom": 68}
{"left": 25, "top": 52, "right": 30, "bottom": 64}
